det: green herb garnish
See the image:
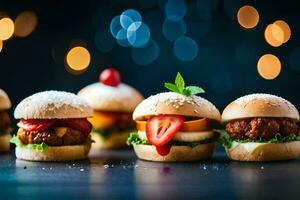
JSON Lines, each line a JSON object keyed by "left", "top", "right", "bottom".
{"left": 164, "top": 72, "right": 205, "bottom": 96}
{"left": 10, "top": 135, "right": 48, "bottom": 151}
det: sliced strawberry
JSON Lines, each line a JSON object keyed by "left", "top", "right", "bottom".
{"left": 146, "top": 115, "right": 184, "bottom": 156}
{"left": 17, "top": 119, "right": 55, "bottom": 132}
{"left": 156, "top": 144, "right": 171, "bottom": 156}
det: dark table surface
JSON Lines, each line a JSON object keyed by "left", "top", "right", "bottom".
{"left": 0, "top": 146, "right": 299, "bottom": 200}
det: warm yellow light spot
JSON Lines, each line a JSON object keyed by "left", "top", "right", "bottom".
{"left": 0, "top": 18, "right": 14, "bottom": 40}
{"left": 66, "top": 46, "right": 91, "bottom": 73}
{"left": 257, "top": 54, "right": 281, "bottom": 80}
{"left": 14, "top": 11, "right": 38, "bottom": 37}
{"left": 0, "top": 40, "right": 3, "bottom": 52}
{"left": 237, "top": 5, "right": 259, "bottom": 29}
{"left": 274, "top": 20, "right": 291, "bottom": 43}
{"left": 264, "top": 23, "right": 284, "bottom": 47}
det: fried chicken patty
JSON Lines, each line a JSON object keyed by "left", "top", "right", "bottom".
{"left": 17, "top": 127, "right": 88, "bottom": 146}
{"left": 226, "top": 117, "right": 300, "bottom": 140}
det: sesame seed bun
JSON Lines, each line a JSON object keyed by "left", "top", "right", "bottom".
{"left": 15, "top": 141, "right": 91, "bottom": 161}
{"left": 222, "top": 93, "right": 299, "bottom": 123}
{"left": 133, "top": 143, "right": 216, "bottom": 162}
{"left": 0, "top": 89, "right": 11, "bottom": 110}
{"left": 14, "top": 90, "right": 93, "bottom": 119}
{"left": 90, "top": 131, "right": 130, "bottom": 149}
{"left": 78, "top": 83, "right": 144, "bottom": 112}
{"left": 225, "top": 141, "right": 300, "bottom": 161}
{"left": 133, "top": 92, "right": 221, "bottom": 121}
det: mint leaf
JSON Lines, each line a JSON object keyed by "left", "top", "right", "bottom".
{"left": 164, "top": 72, "right": 205, "bottom": 96}
{"left": 175, "top": 72, "right": 185, "bottom": 93}
{"left": 164, "top": 83, "right": 179, "bottom": 93}
{"left": 185, "top": 86, "right": 205, "bottom": 95}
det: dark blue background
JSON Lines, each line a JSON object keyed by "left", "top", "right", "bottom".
{"left": 0, "top": 0, "right": 300, "bottom": 120}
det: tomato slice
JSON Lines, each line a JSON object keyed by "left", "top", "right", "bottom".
{"left": 58, "top": 119, "right": 92, "bottom": 134}
{"left": 18, "top": 118, "right": 92, "bottom": 134}
{"left": 17, "top": 119, "right": 55, "bottom": 132}
{"left": 146, "top": 115, "right": 184, "bottom": 146}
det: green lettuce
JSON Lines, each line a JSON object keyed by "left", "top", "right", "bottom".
{"left": 127, "top": 131, "right": 216, "bottom": 148}
{"left": 10, "top": 135, "right": 48, "bottom": 151}
{"left": 219, "top": 133, "right": 300, "bottom": 149}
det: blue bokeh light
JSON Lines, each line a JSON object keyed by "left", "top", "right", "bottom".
{"left": 289, "top": 47, "right": 300, "bottom": 71}
{"left": 95, "top": 29, "right": 115, "bottom": 53}
{"left": 127, "top": 22, "right": 151, "bottom": 48}
{"left": 120, "top": 9, "right": 142, "bottom": 30}
{"left": 116, "top": 29, "right": 131, "bottom": 47}
{"left": 165, "top": 0, "right": 187, "bottom": 22}
{"left": 173, "top": 36, "right": 198, "bottom": 62}
{"left": 110, "top": 15, "right": 122, "bottom": 38}
{"left": 131, "top": 40, "right": 159, "bottom": 66}
{"left": 162, "top": 18, "right": 186, "bottom": 42}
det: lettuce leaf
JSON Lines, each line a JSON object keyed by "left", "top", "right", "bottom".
{"left": 219, "top": 133, "right": 300, "bottom": 149}
{"left": 10, "top": 135, "right": 48, "bottom": 151}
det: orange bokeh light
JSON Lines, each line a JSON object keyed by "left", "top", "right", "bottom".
{"left": 237, "top": 5, "right": 259, "bottom": 29}
{"left": 257, "top": 54, "right": 281, "bottom": 80}
{"left": 66, "top": 46, "right": 91, "bottom": 74}
{"left": 0, "top": 18, "right": 14, "bottom": 40}
{"left": 14, "top": 11, "right": 38, "bottom": 37}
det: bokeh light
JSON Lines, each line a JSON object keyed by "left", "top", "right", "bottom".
{"left": 173, "top": 36, "right": 198, "bottom": 62}
{"left": 257, "top": 54, "right": 281, "bottom": 80}
{"left": 274, "top": 20, "right": 291, "bottom": 43}
{"left": 116, "top": 29, "right": 131, "bottom": 47}
{"left": 127, "top": 22, "right": 150, "bottom": 47}
{"left": 165, "top": 0, "right": 186, "bottom": 22}
{"left": 120, "top": 9, "right": 142, "bottom": 30}
{"left": 237, "top": 5, "right": 259, "bottom": 29}
{"left": 0, "top": 40, "right": 3, "bottom": 52}
{"left": 110, "top": 16, "right": 122, "bottom": 38}
{"left": 95, "top": 29, "right": 115, "bottom": 53}
{"left": 14, "top": 11, "right": 38, "bottom": 37}
{"left": 0, "top": 18, "right": 14, "bottom": 40}
{"left": 131, "top": 40, "right": 159, "bottom": 66}
{"left": 196, "top": 0, "right": 219, "bottom": 21}
{"left": 66, "top": 46, "right": 91, "bottom": 74}
{"left": 264, "top": 23, "right": 284, "bottom": 47}
{"left": 289, "top": 47, "right": 300, "bottom": 71}
{"left": 162, "top": 19, "right": 186, "bottom": 42}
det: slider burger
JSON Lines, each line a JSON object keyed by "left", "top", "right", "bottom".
{"left": 0, "top": 88, "right": 12, "bottom": 152}
{"left": 78, "top": 68, "right": 143, "bottom": 149}
{"left": 127, "top": 73, "right": 221, "bottom": 162}
{"left": 221, "top": 93, "right": 300, "bottom": 161}
{"left": 11, "top": 91, "right": 93, "bottom": 161}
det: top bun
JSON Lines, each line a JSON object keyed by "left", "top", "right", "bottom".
{"left": 133, "top": 92, "right": 221, "bottom": 121}
{"left": 14, "top": 90, "right": 93, "bottom": 119}
{"left": 77, "top": 82, "right": 143, "bottom": 113}
{"left": 222, "top": 93, "right": 299, "bottom": 122}
{"left": 0, "top": 89, "right": 11, "bottom": 110}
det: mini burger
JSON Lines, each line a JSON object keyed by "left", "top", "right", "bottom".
{"left": 0, "top": 88, "right": 12, "bottom": 152}
{"left": 11, "top": 91, "right": 93, "bottom": 161}
{"left": 127, "top": 73, "right": 221, "bottom": 162}
{"left": 221, "top": 93, "right": 300, "bottom": 161}
{"left": 78, "top": 68, "right": 143, "bottom": 149}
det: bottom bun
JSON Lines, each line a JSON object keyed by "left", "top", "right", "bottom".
{"left": 15, "top": 142, "right": 91, "bottom": 162}
{"left": 133, "top": 143, "right": 216, "bottom": 162}
{"left": 226, "top": 141, "right": 300, "bottom": 161}
{"left": 0, "top": 134, "right": 11, "bottom": 152}
{"left": 91, "top": 131, "right": 129, "bottom": 150}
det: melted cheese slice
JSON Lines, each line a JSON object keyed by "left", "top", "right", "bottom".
{"left": 231, "top": 141, "right": 269, "bottom": 153}
{"left": 138, "top": 130, "right": 214, "bottom": 142}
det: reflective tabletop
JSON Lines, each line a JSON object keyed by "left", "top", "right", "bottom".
{"left": 0, "top": 146, "right": 299, "bottom": 200}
